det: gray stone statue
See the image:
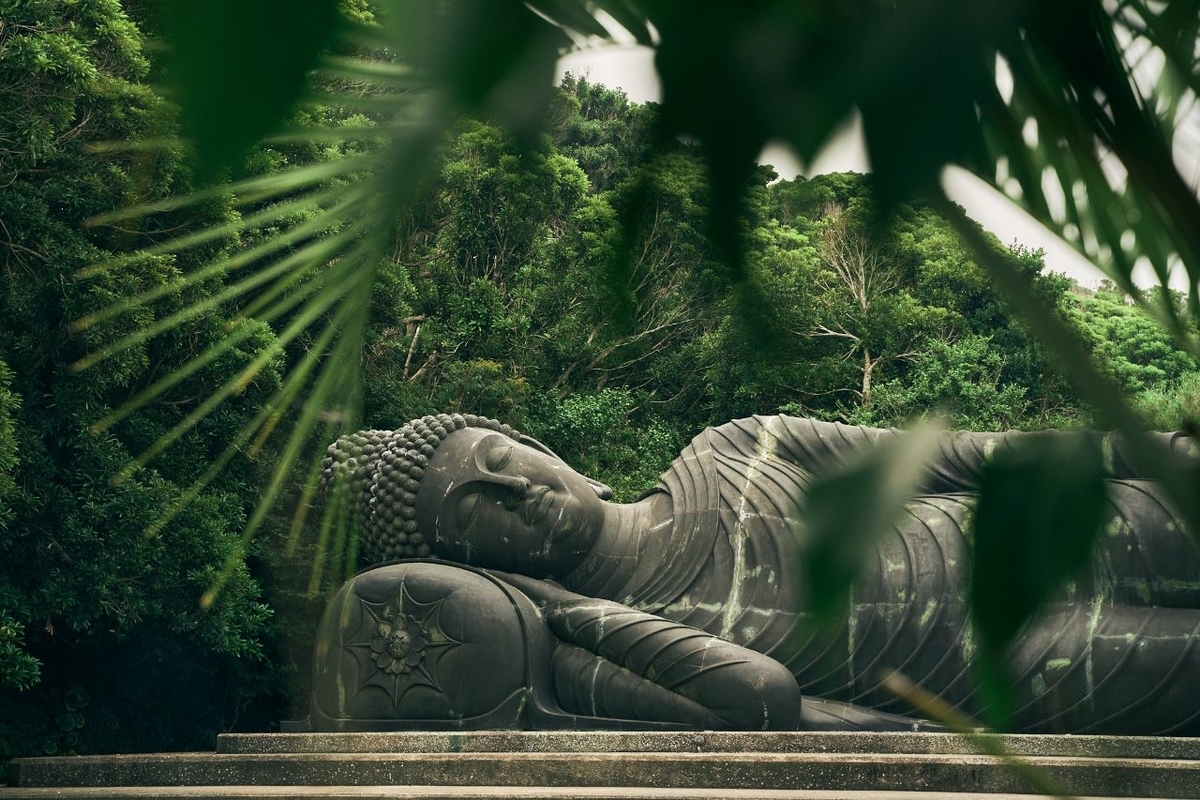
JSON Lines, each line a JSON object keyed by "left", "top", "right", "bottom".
{"left": 295, "top": 413, "right": 1200, "bottom": 734}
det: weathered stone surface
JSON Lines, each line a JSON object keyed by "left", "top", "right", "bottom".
{"left": 0, "top": 787, "right": 1192, "bottom": 799}
{"left": 216, "top": 730, "right": 1200, "bottom": 760}
{"left": 8, "top": 732, "right": 1200, "bottom": 798}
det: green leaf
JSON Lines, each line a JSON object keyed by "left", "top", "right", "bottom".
{"left": 969, "top": 432, "right": 1108, "bottom": 723}
{"left": 587, "top": 0, "right": 655, "bottom": 45}
{"left": 389, "top": 0, "right": 567, "bottom": 137}
{"left": 970, "top": 0, "right": 1200, "bottom": 359}
{"left": 161, "top": 0, "right": 343, "bottom": 180}
{"left": 939, "top": 199, "right": 1200, "bottom": 532}
{"left": 799, "top": 424, "right": 944, "bottom": 618}
{"left": 857, "top": 3, "right": 1010, "bottom": 205}
{"left": 527, "top": 0, "right": 621, "bottom": 41}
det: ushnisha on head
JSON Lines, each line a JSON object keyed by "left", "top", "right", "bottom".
{"left": 322, "top": 414, "right": 612, "bottom": 573}
{"left": 322, "top": 414, "right": 518, "bottom": 564}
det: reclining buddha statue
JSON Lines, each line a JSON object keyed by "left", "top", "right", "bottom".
{"left": 293, "top": 412, "right": 1200, "bottom": 734}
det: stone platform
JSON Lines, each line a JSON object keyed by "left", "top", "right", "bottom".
{"left": 5, "top": 731, "right": 1200, "bottom": 799}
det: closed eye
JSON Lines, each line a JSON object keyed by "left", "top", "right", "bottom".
{"left": 459, "top": 494, "right": 481, "bottom": 534}
{"left": 486, "top": 444, "right": 513, "bottom": 472}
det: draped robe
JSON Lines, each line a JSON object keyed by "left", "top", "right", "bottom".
{"left": 568, "top": 415, "right": 1200, "bottom": 734}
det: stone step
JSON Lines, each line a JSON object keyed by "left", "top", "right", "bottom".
{"left": 216, "top": 730, "right": 1200, "bottom": 759}
{"left": 1, "top": 788, "right": 1195, "bottom": 800}
{"left": 1, "top": 788, "right": 1188, "bottom": 800}
{"left": 9, "top": 732, "right": 1200, "bottom": 799}
{"left": 8, "top": 749, "right": 1200, "bottom": 798}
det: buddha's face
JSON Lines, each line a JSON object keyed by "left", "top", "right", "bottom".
{"left": 415, "top": 428, "right": 606, "bottom": 576}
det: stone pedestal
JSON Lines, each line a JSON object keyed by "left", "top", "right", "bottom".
{"left": 5, "top": 731, "right": 1200, "bottom": 798}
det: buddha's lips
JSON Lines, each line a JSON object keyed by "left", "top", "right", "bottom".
{"left": 524, "top": 486, "right": 553, "bottom": 525}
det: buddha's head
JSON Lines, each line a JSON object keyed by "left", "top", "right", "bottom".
{"left": 323, "top": 414, "right": 611, "bottom": 576}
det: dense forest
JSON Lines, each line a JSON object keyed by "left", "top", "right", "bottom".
{"left": 1, "top": 1, "right": 1198, "bottom": 759}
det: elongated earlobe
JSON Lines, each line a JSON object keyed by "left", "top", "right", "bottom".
{"left": 589, "top": 480, "right": 613, "bottom": 500}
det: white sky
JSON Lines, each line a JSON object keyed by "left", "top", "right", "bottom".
{"left": 556, "top": 44, "right": 1129, "bottom": 290}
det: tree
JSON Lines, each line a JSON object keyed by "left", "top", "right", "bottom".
{"left": 550, "top": 150, "right": 727, "bottom": 398}
{"left": 1065, "top": 285, "right": 1200, "bottom": 431}
{"left": 0, "top": 0, "right": 289, "bottom": 759}
{"left": 809, "top": 199, "right": 943, "bottom": 406}
{"left": 895, "top": 215, "right": 1083, "bottom": 427}
{"left": 849, "top": 334, "right": 1032, "bottom": 430}
{"left": 360, "top": 117, "right": 592, "bottom": 427}
{"left": 552, "top": 74, "right": 656, "bottom": 193}
{"left": 1069, "top": 287, "right": 1198, "bottom": 395}
{"left": 533, "top": 387, "right": 682, "bottom": 502}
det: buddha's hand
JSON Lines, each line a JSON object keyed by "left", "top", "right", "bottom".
{"left": 486, "top": 570, "right": 801, "bottom": 731}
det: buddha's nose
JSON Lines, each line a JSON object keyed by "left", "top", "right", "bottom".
{"left": 494, "top": 474, "right": 530, "bottom": 511}
{"left": 491, "top": 473, "right": 530, "bottom": 498}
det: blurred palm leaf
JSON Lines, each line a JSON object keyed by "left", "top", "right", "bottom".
{"left": 977, "top": 0, "right": 1200, "bottom": 330}
{"left": 951, "top": 0, "right": 1200, "bottom": 525}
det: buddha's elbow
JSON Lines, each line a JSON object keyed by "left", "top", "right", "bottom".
{"left": 746, "top": 658, "right": 803, "bottom": 731}
{"left": 700, "top": 655, "right": 802, "bottom": 731}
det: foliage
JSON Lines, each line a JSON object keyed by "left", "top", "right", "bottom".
{"left": 0, "top": 0, "right": 289, "bottom": 759}
{"left": 849, "top": 335, "right": 1033, "bottom": 430}
{"left": 531, "top": 388, "right": 683, "bottom": 502}
{"left": 553, "top": 72, "right": 655, "bottom": 193}
{"left": 807, "top": 193, "right": 952, "bottom": 406}
{"left": 0, "top": 360, "right": 38, "bottom": 693}
{"left": 1136, "top": 371, "right": 1200, "bottom": 432}
{"left": 1068, "top": 287, "right": 1199, "bottom": 395}
{"left": 1062, "top": 284, "right": 1200, "bottom": 431}
{"left": 969, "top": 433, "right": 1109, "bottom": 725}
{"left": 799, "top": 425, "right": 944, "bottom": 619}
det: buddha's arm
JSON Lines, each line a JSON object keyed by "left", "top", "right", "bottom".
{"left": 493, "top": 572, "right": 802, "bottom": 730}
{"left": 759, "top": 416, "right": 1195, "bottom": 492}
{"left": 742, "top": 415, "right": 991, "bottom": 492}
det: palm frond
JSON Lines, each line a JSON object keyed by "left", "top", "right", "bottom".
{"left": 78, "top": 26, "right": 459, "bottom": 589}
{"left": 977, "top": 2, "right": 1200, "bottom": 349}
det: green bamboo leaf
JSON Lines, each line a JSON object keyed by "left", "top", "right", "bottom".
{"left": 260, "top": 127, "right": 390, "bottom": 146}
{"left": 306, "top": 93, "right": 429, "bottom": 113}
{"left": 82, "top": 137, "right": 182, "bottom": 155}
{"left": 973, "top": 3, "right": 1200, "bottom": 359}
{"left": 857, "top": 5, "right": 1006, "bottom": 204}
{"left": 526, "top": 0, "right": 623, "bottom": 41}
{"left": 319, "top": 55, "right": 415, "bottom": 84}
{"left": 87, "top": 226, "right": 368, "bottom": 437}
{"left": 74, "top": 182, "right": 357, "bottom": 306}
{"left": 199, "top": 292, "right": 372, "bottom": 608}
{"left": 98, "top": 183, "right": 352, "bottom": 263}
{"left": 881, "top": 672, "right": 1078, "bottom": 798}
{"left": 112, "top": 243, "right": 376, "bottom": 481}
{"left": 587, "top": 0, "right": 655, "bottom": 45}
{"left": 86, "top": 155, "right": 371, "bottom": 225}
{"left": 146, "top": 309, "right": 348, "bottom": 539}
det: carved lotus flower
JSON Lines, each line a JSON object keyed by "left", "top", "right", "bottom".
{"left": 369, "top": 615, "right": 428, "bottom": 674}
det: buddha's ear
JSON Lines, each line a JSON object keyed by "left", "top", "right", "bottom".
{"left": 516, "top": 433, "right": 614, "bottom": 500}
{"left": 585, "top": 479, "right": 614, "bottom": 500}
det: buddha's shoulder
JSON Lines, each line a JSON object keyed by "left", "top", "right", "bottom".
{"left": 702, "top": 415, "right": 880, "bottom": 446}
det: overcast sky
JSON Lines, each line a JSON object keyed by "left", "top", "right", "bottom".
{"left": 556, "top": 44, "right": 1123, "bottom": 289}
